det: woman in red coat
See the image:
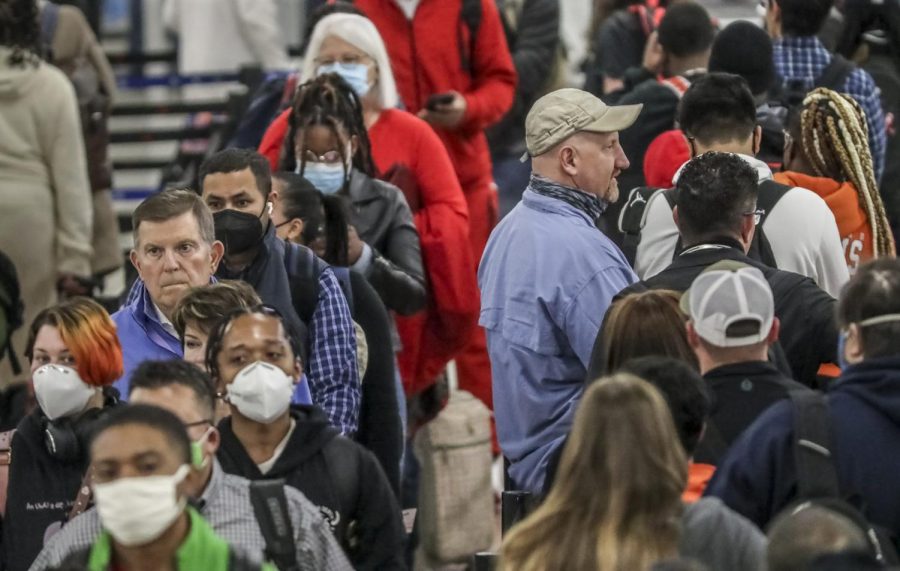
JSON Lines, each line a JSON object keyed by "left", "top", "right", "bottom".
{"left": 259, "top": 13, "right": 479, "bottom": 408}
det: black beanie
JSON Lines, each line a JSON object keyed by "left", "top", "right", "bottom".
{"left": 708, "top": 21, "right": 776, "bottom": 97}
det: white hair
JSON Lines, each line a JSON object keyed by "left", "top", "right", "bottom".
{"left": 301, "top": 13, "right": 400, "bottom": 110}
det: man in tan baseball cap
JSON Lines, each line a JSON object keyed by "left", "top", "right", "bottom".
{"left": 477, "top": 89, "right": 642, "bottom": 493}
{"left": 525, "top": 88, "right": 642, "bottom": 209}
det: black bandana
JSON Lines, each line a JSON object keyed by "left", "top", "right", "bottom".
{"left": 529, "top": 174, "right": 608, "bottom": 223}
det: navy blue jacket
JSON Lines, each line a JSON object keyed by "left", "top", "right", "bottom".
{"left": 706, "top": 356, "right": 900, "bottom": 535}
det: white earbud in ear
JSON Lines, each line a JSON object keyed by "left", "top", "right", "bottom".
{"left": 267, "top": 201, "right": 273, "bottom": 215}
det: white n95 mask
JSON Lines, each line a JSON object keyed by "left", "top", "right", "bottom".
{"left": 226, "top": 362, "right": 295, "bottom": 424}
{"left": 93, "top": 464, "right": 190, "bottom": 547}
{"left": 32, "top": 365, "right": 97, "bottom": 420}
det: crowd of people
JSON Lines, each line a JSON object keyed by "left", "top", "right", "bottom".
{"left": 1, "top": 0, "right": 900, "bottom": 569}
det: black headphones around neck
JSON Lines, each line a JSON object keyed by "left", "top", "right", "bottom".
{"left": 42, "top": 391, "right": 118, "bottom": 463}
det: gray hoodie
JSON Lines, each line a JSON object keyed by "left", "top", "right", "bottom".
{"left": 680, "top": 497, "right": 767, "bottom": 571}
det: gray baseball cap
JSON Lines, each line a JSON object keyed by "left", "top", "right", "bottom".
{"left": 680, "top": 260, "right": 775, "bottom": 348}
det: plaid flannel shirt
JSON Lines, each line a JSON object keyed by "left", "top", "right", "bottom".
{"left": 28, "top": 462, "right": 353, "bottom": 571}
{"left": 773, "top": 36, "right": 887, "bottom": 180}
{"left": 308, "top": 266, "right": 360, "bottom": 434}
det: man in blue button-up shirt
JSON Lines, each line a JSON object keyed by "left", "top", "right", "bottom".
{"left": 479, "top": 89, "right": 641, "bottom": 493}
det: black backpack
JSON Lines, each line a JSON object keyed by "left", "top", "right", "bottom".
{"left": 0, "top": 251, "right": 23, "bottom": 376}
{"left": 282, "top": 241, "right": 354, "bottom": 326}
{"left": 618, "top": 179, "right": 790, "bottom": 269}
{"left": 788, "top": 390, "right": 900, "bottom": 565}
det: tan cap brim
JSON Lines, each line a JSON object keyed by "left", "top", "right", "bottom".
{"left": 582, "top": 103, "right": 643, "bottom": 135}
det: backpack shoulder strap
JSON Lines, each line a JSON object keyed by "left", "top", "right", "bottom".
{"left": 756, "top": 180, "right": 790, "bottom": 224}
{"left": 790, "top": 390, "right": 841, "bottom": 499}
{"left": 329, "top": 266, "right": 354, "bottom": 316}
{"left": 458, "top": 0, "right": 483, "bottom": 74}
{"left": 40, "top": 3, "right": 60, "bottom": 56}
{"left": 630, "top": 4, "right": 659, "bottom": 37}
{"left": 249, "top": 479, "right": 299, "bottom": 571}
{"left": 816, "top": 54, "right": 856, "bottom": 91}
{"left": 752, "top": 180, "right": 792, "bottom": 268}
{"left": 659, "top": 75, "right": 692, "bottom": 99}
{"left": 67, "top": 465, "right": 94, "bottom": 522}
{"left": 0, "top": 429, "right": 15, "bottom": 518}
{"left": 283, "top": 242, "right": 322, "bottom": 326}
{"left": 618, "top": 186, "right": 668, "bottom": 267}
{"left": 462, "top": 0, "right": 483, "bottom": 39}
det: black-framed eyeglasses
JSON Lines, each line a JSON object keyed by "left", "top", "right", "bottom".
{"left": 743, "top": 208, "right": 765, "bottom": 226}
{"left": 184, "top": 419, "right": 213, "bottom": 429}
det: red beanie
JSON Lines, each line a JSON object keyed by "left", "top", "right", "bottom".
{"left": 644, "top": 130, "right": 691, "bottom": 188}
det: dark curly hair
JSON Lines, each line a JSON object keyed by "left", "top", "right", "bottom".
{"left": 0, "top": 0, "right": 43, "bottom": 67}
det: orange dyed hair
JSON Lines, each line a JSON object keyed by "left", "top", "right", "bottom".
{"left": 25, "top": 297, "right": 123, "bottom": 387}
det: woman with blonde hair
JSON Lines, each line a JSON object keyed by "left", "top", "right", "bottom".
{"left": 588, "top": 289, "right": 698, "bottom": 379}
{"left": 501, "top": 374, "right": 687, "bottom": 571}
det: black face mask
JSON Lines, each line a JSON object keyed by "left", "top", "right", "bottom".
{"left": 213, "top": 207, "right": 266, "bottom": 255}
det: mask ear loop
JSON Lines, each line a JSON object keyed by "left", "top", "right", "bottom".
{"left": 190, "top": 426, "right": 214, "bottom": 469}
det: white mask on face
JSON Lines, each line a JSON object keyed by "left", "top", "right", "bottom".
{"left": 33, "top": 365, "right": 98, "bottom": 420}
{"left": 226, "top": 362, "right": 294, "bottom": 424}
{"left": 93, "top": 464, "right": 190, "bottom": 547}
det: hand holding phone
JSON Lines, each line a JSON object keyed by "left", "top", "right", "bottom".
{"left": 425, "top": 92, "right": 456, "bottom": 111}
{"left": 419, "top": 91, "right": 467, "bottom": 130}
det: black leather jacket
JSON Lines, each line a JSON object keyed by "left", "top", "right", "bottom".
{"left": 345, "top": 171, "right": 426, "bottom": 316}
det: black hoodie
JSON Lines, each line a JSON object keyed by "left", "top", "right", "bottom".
{"left": 217, "top": 405, "right": 405, "bottom": 570}
{"left": 1, "top": 401, "right": 115, "bottom": 571}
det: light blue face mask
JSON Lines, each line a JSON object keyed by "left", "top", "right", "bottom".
{"left": 317, "top": 62, "right": 371, "bottom": 97}
{"left": 298, "top": 161, "right": 347, "bottom": 195}
{"left": 837, "top": 330, "right": 849, "bottom": 371}
{"left": 837, "top": 313, "right": 900, "bottom": 370}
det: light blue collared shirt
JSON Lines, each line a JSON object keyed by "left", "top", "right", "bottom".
{"left": 479, "top": 187, "right": 637, "bottom": 492}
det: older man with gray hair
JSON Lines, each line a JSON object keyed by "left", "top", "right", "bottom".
{"left": 479, "top": 88, "right": 641, "bottom": 493}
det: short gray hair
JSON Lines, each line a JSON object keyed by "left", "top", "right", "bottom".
{"left": 132, "top": 189, "right": 215, "bottom": 246}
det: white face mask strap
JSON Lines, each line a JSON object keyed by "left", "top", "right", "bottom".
{"left": 173, "top": 464, "right": 191, "bottom": 484}
{"left": 858, "top": 313, "right": 900, "bottom": 328}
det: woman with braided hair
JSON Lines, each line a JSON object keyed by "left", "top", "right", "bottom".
{"left": 776, "top": 87, "right": 896, "bottom": 275}
{"left": 0, "top": 0, "right": 93, "bottom": 384}
{"left": 281, "top": 73, "right": 426, "bottom": 319}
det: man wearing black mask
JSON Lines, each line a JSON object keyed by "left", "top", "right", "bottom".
{"left": 199, "top": 149, "right": 360, "bottom": 436}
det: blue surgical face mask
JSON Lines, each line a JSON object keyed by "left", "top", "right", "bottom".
{"left": 837, "top": 330, "right": 849, "bottom": 370}
{"left": 317, "top": 62, "right": 371, "bottom": 97}
{"left": 299, "top": 161, "right": 347, "bottom": 195}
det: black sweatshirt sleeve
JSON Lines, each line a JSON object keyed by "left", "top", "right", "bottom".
{"left": 350, "top": 270, "right": 402, "bottom": 497}
{"left": 350, "top": 449, "right": 407, "bottom": 570}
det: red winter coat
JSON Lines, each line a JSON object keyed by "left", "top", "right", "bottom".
{"left": 353, "top": 0, "right": 517, "bottom": 190}
{"left": 259, "top": 108, "right": 479, "bottom": 396}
